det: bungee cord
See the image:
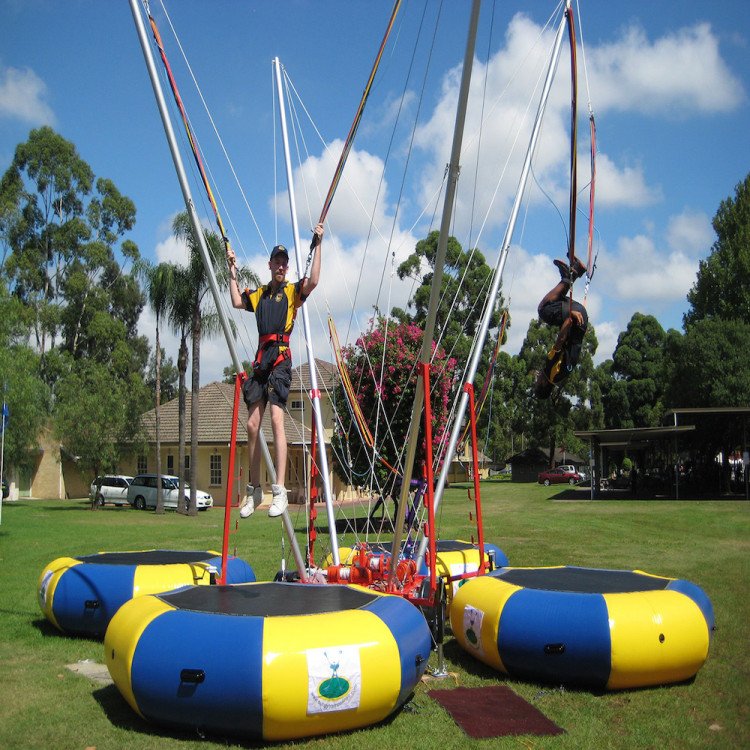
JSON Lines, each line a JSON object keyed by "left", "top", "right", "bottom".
{"left": 142, "top": 0, "right": 603, "bottom": 573}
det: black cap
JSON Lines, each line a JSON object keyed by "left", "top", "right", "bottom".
{"left": 270, "top": 244, "right": 289, "bottom": 260}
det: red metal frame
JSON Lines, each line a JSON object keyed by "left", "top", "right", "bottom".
{"left": 219, "top": 372, "right": 245, "bottom": 585}
{"left": 463, "top": 382, "right": 486, "bottom": 576}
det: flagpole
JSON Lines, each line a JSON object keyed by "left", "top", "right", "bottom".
{"left": 0, "top": 393, "right": 7, "bottom": 526}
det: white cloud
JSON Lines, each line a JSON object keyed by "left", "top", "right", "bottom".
{"left": 589, "top": 23, "right": 745, "bottom": 115}
{"left": 272, "top": 139, "right": 395, "bottom": 243}
{"left": 155, "top": 233, "right": 189, "bottom": 266}
{"left": 594, "top": 152, "right": 661, "bottom": 208}
{"left": 0, "top": 65, "right": 55, "bottom": 124}
{"left": 666, "top": 210, "right": 714, "bottom": 257}
{"left": 605, "top": 234, "right": 696, "bottom": 301}
{"left": 502, "top": 248, "right": 557, "bottom": 356}
{"left": 592, "top": 319, "right": 619, "bottom": 363}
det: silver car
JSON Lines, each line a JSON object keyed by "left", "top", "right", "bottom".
{"left": 127, "top": 474, "right": 213, "bottom": 511}
{"left": 89, "top": 475, "right": 133, "bottom": 507}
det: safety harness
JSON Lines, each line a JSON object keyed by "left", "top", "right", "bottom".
{"left": 254, "top": 333, "right": 291, "bottom": 372}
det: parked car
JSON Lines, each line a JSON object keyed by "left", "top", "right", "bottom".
{"left": 557, "top": 464, "right": 588, "bottom": 482}
{"left": 538, "top": 467, "right": 582, "bottom": 486}
{"left": 127, "top": 474, "right": 213, "bottom": 511}
{"left": 89, "top": 475, "right": 133, "bottom": 506}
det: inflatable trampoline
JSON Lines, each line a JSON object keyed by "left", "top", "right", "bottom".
{"left": 450, "top": 566, "right": 713, "bottom": 690}
{"left": 105, "top": 581, "right": 431, "bottom": 741}
{"left": 38, "top": 550, "right": 255, "bottom": 638}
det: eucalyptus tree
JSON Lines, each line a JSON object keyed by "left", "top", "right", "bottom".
{"left": 0, "top": 127, "right": 144, "bottom": 371}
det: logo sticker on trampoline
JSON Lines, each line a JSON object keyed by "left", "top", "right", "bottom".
{"left": 463, "top": 605, "right": 484, "bottom": 653}
{"left": 39, "top": 569, "right": 53, "bottom": 609}
{"left": 306, "top": 646, "right": 361, "bottom": 714}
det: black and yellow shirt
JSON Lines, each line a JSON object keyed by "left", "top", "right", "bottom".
{"left": 241, "top": 280, "right": 306, "bottom": 353}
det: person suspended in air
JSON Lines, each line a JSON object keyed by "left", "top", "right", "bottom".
{"left": 533, "top": 256, "right": 588, "bottom": 399}
{"left": 227, "top": 223, "right": 324, "bottom": 517}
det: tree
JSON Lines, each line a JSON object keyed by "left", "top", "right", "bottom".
{"left": 331, "top": 316, "right": 458, "bottom": 490}
{"left": 145, "top": 347, "right": 178, "bottom": 405}
{"left": 54, "top": 361, "right": 148, "bottom": 484}
{"left": 137, "top": 261, "right": 178, "bottom": 513}
{"left": 518, "top": 315, "right": 598, "bottom": 466}
{"left": 394, "top": 230, "right": 502, "bottom": 369}
{"left": 0, "top": 128, "right": 147, "bottom": 394}
{"left": 478, "top": 349, "right": 529, "bottom": 465}
{"left": 685, "top": 173, "right": 750, "bottom": 326}
{"left": 596, "top": 359, "right": 632, "bottom": 429}
{"left": 171, "top": 213, "right": 248, "bottom": 514}
{"left": 0, "top": 345, "right": 49, "bottom": 475}
{"left": 0, "top": 127, "right": 94, "bottom": 356}
{"left": 665, "top": 317, "right": 750, "bottom": 491}
{"left": 166, "top": 265, "right": 193, "bottom": 513}
{"left": 610, "top": 313, "right": 670, "bottom": 428}
{"left": 223, "top": 360, "right": 253, "bottom": 383}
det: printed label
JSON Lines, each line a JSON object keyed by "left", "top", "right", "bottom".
{"left": 306, "top": 645, "right": 362, "bottom": 714}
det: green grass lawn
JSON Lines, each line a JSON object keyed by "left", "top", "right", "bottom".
{"left": 0, "top": 483, "right": 747, "bottom": 749}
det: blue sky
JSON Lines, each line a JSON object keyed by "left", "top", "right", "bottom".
{"left": 2, "top": 0, "right": 749, "bottom": 385}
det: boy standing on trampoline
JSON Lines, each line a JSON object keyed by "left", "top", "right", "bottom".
{"left": 227, "top": 223, "right": 324, "bottom": 518}
{"left": 534, "top": 256, "right": 588, "bottom": 399}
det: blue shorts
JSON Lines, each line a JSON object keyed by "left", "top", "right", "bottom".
{"left": 242, "top": 359, "right": 292, "bottom": 409}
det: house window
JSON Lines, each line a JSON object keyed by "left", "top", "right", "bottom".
{"left": 137, "top": 455, "right": 147, "bottom": 473}
{"left": 290, "top": 399, "right": 303, "bottom": 411}
{"left": 183, "top": 454, "right": 190, "bottom": 481}
{"left": 167, "top": 454, "right": 174, "bottom": 474}
{"left": 210, "top": 454, "right": 222, "bottom": 486}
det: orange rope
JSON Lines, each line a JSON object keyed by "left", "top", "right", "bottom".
{"left": 318, "top": 0, "right": 402, "bottom": 225}
{"left": 147, "top": 12, "right": 232, "bottom": 254}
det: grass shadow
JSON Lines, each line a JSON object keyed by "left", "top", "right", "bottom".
{"left": 92, "top": 681, "right": 407, "bottom": 747}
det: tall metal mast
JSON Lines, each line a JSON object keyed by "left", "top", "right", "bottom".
{"left": 388, "top": 0, "right": 483, "bottom": 582}
{"left": 273, "top": 58, "right": 340, "bottom": 565}
{"left": 129, "top": 0, "right": 306, "bottom": 576}
{"left": 416, "top": 0, "right": 573, "bottom": 568}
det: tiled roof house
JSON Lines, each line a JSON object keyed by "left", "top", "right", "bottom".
{"left": 127, "top": 359, "right": 346, "bottom": 506}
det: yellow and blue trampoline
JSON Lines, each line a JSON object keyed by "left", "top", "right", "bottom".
{"left": 105, "top": 581, "right": 431, "bottom": 741}
{"left": 450, "top": 566, "right": 713, "bottom": 690}
{"left": 38, "top": 550, "right": 255, "bottom": 638}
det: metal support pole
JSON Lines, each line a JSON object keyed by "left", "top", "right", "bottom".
{"left": 273, "top": 58, "right": 339, "bottom": 565}
{"left": 129, "top": 0, "right": 306, "bottom": 576}
{"left": 391, "top": 0, "right": 482, "bottom": 582}
{"left": 417, "top": 1, "right": 572, "bottom": 568}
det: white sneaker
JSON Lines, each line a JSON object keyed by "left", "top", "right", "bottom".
{"left": 269, "top": 484, "right": 288, "bottom": 517}
{"left": 240, "top": 484, "right": 262, "bottom": 518}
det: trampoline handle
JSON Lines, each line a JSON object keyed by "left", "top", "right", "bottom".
{"left": 544, "top": 643, "right": 566, "bottom": 655}
{"left": 180, "top": 668, "right": 206, "bottom": 684}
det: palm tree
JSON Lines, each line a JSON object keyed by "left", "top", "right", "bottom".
{"left": 136, "top": 260, "right": 177, "bottom": 514}
{"left": 166, "top": 265, "right": 194, "bottom": 514}
{"left": 171, "top": 213, "right": 258, "bottom": 514}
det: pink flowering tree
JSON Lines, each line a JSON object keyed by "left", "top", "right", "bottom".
{"left": 332, "top": 316, "right": 458, "bottom": 488}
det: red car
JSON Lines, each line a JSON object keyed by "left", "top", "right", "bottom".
{"left": 538, "top": 467, "right": 582, "bottom": 486}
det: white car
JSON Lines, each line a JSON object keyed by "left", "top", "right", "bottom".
{"left": 127, "top": 474, "right": 213, "bottom": 511}
{"left": 89, "top": 475, "right": 133, "bottom": 506}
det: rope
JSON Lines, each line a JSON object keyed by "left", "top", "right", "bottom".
{"left": 147, "top": 10, "right": 231, "bottom": 254}
{"left": 317, "top": 0, "right": 402, "bottom": 226}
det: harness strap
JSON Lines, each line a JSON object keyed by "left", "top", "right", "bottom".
{"left": 258, "top": 333, "right": 290, "bottom": 346}
{"left": 254, "top": 333, "right": 292, "bottom": 370}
